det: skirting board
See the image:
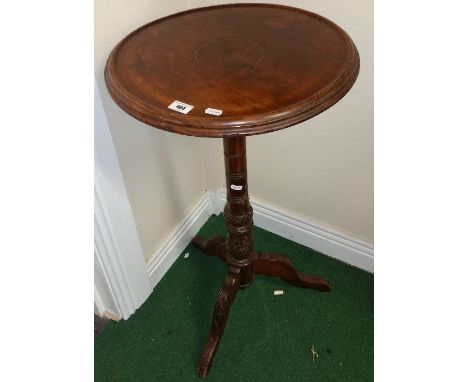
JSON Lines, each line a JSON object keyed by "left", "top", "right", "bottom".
{"left": 214, "top": 189, "right": 374, "bottom": 273}
{"left": 146, "top": 189, "right": 373, "bottom": 288}
{"left": 146, "top": 192, "right": 214, "bottom": 288}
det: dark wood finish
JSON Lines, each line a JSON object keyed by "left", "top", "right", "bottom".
{"left": 197, "top": 269, "right": 240, "bottom": 378}
{"left": 223, "top": 137, "right": 255, "bottom": 288}
{"left": 253, "top": 252, "right": 331, "bottom": 291}
{"left": 104, "top": 3, "right": 359, "bottom": 379}
{"left": 105, "top": 3, "right": 359, "bottom": 138}
{"left": 193, "top": 136, "right": 331, "bottom": 377}
{"left": 192, "top": 235, "right": 227, "bottom": 263}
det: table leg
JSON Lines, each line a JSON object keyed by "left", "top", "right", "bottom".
{"left": 253, "top": 252, "right": 331, "bottom": 291}
{"left": 193, "top": 136, "right": 330, "bottom": 378}
{"left": 197, "top": 268, "right": 240, "bottom": 378}
{"left": 192, "top": 235, "right": 227, "bottom": 263}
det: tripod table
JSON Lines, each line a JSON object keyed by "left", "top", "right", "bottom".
{"left": 105, "top": 3, "right": 359, "bottom": 378}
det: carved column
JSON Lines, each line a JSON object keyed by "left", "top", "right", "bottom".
{"left": 223, "top": 137, "right": 255, "bottom": 288}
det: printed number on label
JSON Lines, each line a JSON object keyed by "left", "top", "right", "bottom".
{"left": 168, "top": 100, "right": 194, "bottom": 114}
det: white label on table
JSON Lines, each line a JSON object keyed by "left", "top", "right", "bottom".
{"left": 230, "top": 184, "right": 243, "bottom": 191}
{"left": 274, "top": 290, "right": 284, "bottom": 296}
{"left": 168, "top": 100, "right": 194, "bottom": 114}
{"left": 205, "top": 107, "right": 223, "bottom": 116}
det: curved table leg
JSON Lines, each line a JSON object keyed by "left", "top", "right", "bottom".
{"left": 252, "top": 252, "right": 331, "bottom": 292}
{"left": 198, "top": 269, "right": 240, "bottom": 378}
{"left": 192, "top": 235, "right": 227, "bottom": 263}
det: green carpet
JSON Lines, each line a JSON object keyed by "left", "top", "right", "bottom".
{"left": 95, "top": 214, "right": 373, "bottom": 381}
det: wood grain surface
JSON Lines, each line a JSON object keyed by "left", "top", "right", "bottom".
{"left": 105, "top": 3, "right": 359, "bottom": 137}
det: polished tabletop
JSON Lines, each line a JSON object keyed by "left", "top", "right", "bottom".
{"left": 105, "top": 4, "right": 359, "bottom": 137}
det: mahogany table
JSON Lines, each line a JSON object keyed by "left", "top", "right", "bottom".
{"left": 105, "top": 3, "right": 359, "bottom": 378}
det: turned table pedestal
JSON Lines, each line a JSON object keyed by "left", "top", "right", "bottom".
{"left": 105, "top": 3, "right": 359, "bottom": 378}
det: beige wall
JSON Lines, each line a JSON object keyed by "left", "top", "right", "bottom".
{"left": 95, "top": 0, "right": 373, "bottom": 261}
{"left": 207, "top": 0, "right": 374, "bottom": 244}
{"left": 95, "top": 0, "right": 208, "bottom": 260}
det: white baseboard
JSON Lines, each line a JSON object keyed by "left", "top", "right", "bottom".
{"left": 146, "top": 189, "right": 373, "bottom": 286}
{"left": 215, "top": 189, "right": 374, "bottom": 273}
{"left": 146, "top": 192, "right": 215, "bottom": 288}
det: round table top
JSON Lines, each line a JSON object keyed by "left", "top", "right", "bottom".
{"left": 105, "top": 4, "right": 359, "bottom": 138}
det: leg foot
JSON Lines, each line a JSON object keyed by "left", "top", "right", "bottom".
{"left": 252, "top": 252, "right": 331, "bottom": 291}
{"left": 192, "top": 235, "right": 227, "bottom": 263}
{"left": 197, "top": 269, "right": 240, "bottom": 378}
